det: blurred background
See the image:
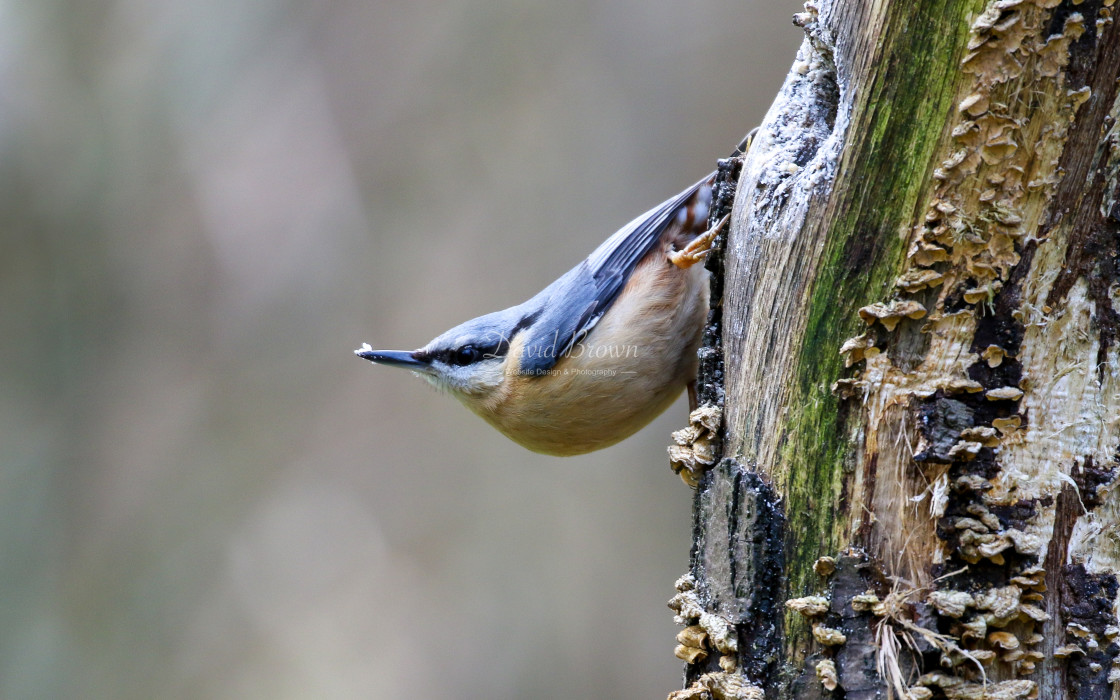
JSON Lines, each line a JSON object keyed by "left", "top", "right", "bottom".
{"left": 0, "top": 1, "right": 802, "bottom": 697}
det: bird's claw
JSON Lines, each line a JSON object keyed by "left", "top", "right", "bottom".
{"left": 669, "top": 213, "right": 730, "bottom": 269}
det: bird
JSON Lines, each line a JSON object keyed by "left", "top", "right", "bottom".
{"left": 356, "top": 162, "right": 735, "bottom": 456}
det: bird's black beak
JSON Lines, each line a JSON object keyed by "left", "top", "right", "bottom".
{"left": 354, "top": 344, "right": 430, "bottom": 370}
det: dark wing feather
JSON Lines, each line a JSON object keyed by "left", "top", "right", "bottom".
{"left": 517, "top": 173, "right": 713, "bottom": 375}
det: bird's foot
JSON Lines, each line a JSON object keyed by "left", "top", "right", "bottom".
{"left": 669, "top": 213, "right": 729, "bottom": 269}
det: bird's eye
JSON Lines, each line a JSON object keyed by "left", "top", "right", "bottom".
{"left": 452, "top": 345, "right": 481, "bottom": 366}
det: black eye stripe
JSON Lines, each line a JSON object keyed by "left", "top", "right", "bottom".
{"left": 441, "top": 337, "right": 511, "bottom": 366}
{"left": 433, "top": 327, "right": 523, "bottom": 367}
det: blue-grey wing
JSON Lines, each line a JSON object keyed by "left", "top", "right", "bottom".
{"left": 517, "top": 173, "right": 714, "bottom": 375}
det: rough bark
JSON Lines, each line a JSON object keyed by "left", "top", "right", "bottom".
{"left": 670, "top": 1, "right": 1120, "bottom": 698}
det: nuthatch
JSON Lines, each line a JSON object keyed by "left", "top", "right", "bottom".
{"left": 356, "top": 171, "right": 729, "bottom": 455}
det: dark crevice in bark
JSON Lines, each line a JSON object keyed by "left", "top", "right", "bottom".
{"left": 695, "top": 153, "right": 742, "bottom": 410}
{"left": 1061, "top": 563, "right": 1120, "bottom": 700}
{"left": 1072, "top": 454, "right": 1117, "bottom": 510}
{"left": 1041, "top": 457, "right": 1120, "bottom": 700}
{"left": 1039, "top": 483, "right": 1079, "bottom": 699}
{"left": 967, "top": 239, "right": 1032, "bottom": 389}
{"left": 1041, "top": 7, "right": 1120, "bottom": 381}
{"left": 687, "top": 460, "right": 786, "bottom": 688}
{"left": 913, "top": 397, "right": 976, "bottom": 464}
{"left": 828, "top": 553, "right": 891, "bottom": 700}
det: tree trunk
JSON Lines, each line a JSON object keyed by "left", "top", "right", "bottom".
{"left": 670, "top": 1, "right": 1120, "bottom": 698}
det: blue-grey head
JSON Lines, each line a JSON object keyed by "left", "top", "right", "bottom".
{"left": 355, "top": 303, "right": 546, "bottom": 401}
